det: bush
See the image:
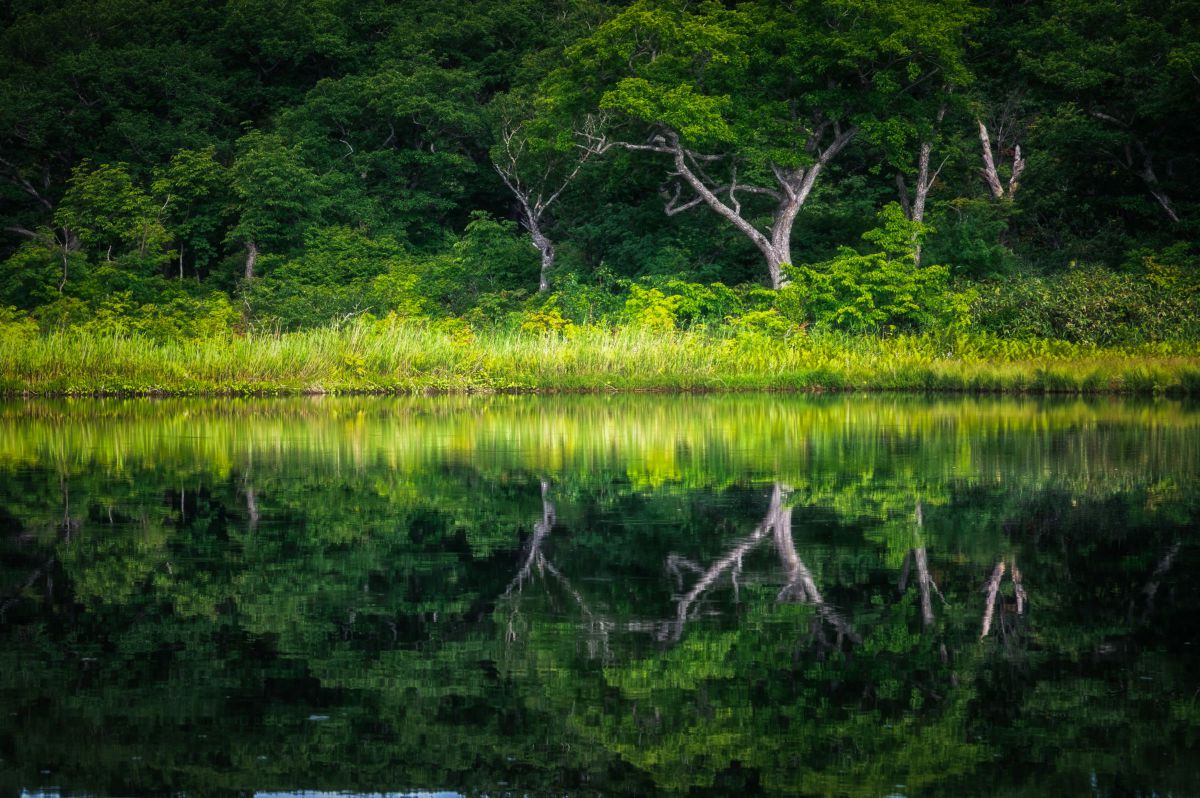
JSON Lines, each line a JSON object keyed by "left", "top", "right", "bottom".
{"left": 788, "top": 203, "right": 962, "bottom": 333}
{"left": 0, "top": 240, "right": 70, "bottom": 308}
{"left": 0, "top": 306, "right": 39, "bottom": 342}
{"left": 547, "top": 268, "right": 625, "bottom": 324}
{"left": 623, "top": 285, "right": 680, "bottom": 331}
{"left": 519, "top": 306, "right": 575, "bottom": 336}
{"left": 644, "top": 278, "right": 743, "bottom": 325}
{"left": 969, "top": 259, "right": 1200, "bottom": 344}
{"left": 724, "top": 309, "right": 802, "bottom": 339}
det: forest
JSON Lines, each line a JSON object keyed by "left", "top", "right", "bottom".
{"left": 1, "top": 0, "right": 1199, "bottom": 393}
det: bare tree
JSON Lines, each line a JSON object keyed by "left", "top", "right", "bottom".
{"left": 897, "top": 105, "right": 950, "bottom": 265}
{"left": 501, "top": 482, "right": 857, "bottom": 655}
{"left": 1088, "top": 111, "right": 1182, "bottom": 224}
{"left": 492, "top": 115, "right": 604, "bottom": 292}
{"left": 581, "top": 121, "right": 857, "bottom": 289}
{"left": 500, "top": 479, "right": 614, "bottom": 658}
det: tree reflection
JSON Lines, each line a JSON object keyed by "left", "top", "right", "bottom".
{"left": 0, "top": 396, "right": 1198, "bottom": 796}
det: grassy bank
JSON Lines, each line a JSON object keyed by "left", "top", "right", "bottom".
{"left": 2, "top": 322, "right": 1199, "bottom": 397}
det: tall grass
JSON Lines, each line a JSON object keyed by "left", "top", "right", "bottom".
{"left": 2, "top": 321, "right": 1199, "bottom": 396}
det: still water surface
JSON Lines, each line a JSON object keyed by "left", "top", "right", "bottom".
{"left": 1, "top": 395, "right": 1198, "bottom": 797}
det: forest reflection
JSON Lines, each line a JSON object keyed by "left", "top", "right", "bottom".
{"left": 1, "top": 395, "right": 1198, "bottom": 797}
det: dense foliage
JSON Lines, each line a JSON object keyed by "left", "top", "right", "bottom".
{"left": 0, "top": 0, "right": 1197, "bottom": 344}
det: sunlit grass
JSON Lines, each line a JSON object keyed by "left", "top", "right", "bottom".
{"left": 2, "top": 321, "right": 1198, "bottom": 396}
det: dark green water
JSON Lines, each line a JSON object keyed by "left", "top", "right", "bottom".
{"left": 1, "top": 395, "right": 1198, "bottom": 798}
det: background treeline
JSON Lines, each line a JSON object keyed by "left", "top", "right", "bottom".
{"left": 0, "top": 0, "right": 1197, "bottom": 343}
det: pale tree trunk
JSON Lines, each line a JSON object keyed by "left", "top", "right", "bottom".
{"left": 522, "top": 205, "right": 556, "bottom": 294}
{"left": 246, "top": 487, "right": 259, "bottom": 532}
{"left": 773, "top": 492, "right": 859, "bottom": 645}
{"left": 978, "top": 120, "right": 1025, "bottom": 201}
{"left": 898, "top": 503, "right": 938, "bottom": 628}
{"left": 909, "top": 141, "right": 933, "bottom": 266}
{"left": 503, "top": 479, "right": 557, "bottom": 598}
{"left": 914, "top": 547, "right": 935, "bottom": 629}
{"left": 1011, "top": 560, "right": 1026, "bottom": 616}
{"left": 244, "top": 240, "right": 258, "bottom": 280}
{"left": 896, "top": 106, "right": 947, "bottom": 266}
{"left": 980, "top": 561, "right": 1006, "bottom": 639}
{"left": 58, "top": 228, "right": 79, "bottom": 292}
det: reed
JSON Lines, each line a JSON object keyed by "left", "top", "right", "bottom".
{"left": 2, "top": 322, "right": 1198, "bottom": 396}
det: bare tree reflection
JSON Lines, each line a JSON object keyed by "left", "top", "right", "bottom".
{"left": 1133, "top": 541, "right": 1181, "bottom": 624}
{"left": 503, "top": 482, "right": 860, "bottom": 655}
{"left": 980, "top": 558, "right": 1027, "bottom": 641}
{"left": 897, "top": 502, "right": 944, "bottom": 629}
{"left": 660, "top": 484, "right": 858, "bottom": 646}
{"left": 502, "top": 479, "right": 612, "bottom": 659}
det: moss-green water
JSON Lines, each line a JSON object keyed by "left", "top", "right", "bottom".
{"left": 2, "top": 394, "right": 1199, "bottom": 796}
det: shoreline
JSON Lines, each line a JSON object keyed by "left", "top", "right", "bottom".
{"left": 5, "top": 374, "right": 1199, "bottom": 399}
{"left": 4, "top": 325, "right": 1198, "bottom": 398}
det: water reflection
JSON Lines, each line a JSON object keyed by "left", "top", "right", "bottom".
{"left": 0, "top": 395, "right": 1198, "bottom": 797}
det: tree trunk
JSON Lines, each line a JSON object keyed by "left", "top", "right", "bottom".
{"left": 57, "top": 228, "right": 80, "bottom": 292}
{"left": 504, "top": 479, "right": 556, "bottom": 596}
{"left": 978, "top": 120, "right": 1024, "bottom": 201}
{"left": 914, "top": 547, "right": 935, "bottom": 628}
{"left": 526, "top": 215, "right": 555, "bottom": 293}
{"left": 244, "top": 240, "right": 258, "bottom": 280}
{"left": 246, "top": 487, "right": 259, "bottom": 531}
{"left": 980, "top": 561, "right": 1006, "bottom": 639}
{"left": 910, "top": 140, "right": 935, "bottom": 265}
{"left": 1136, "top": 144, "right": 1182, "bottom": 223}
{"left": 765, "top": 244, "right": 791, "bottom": 291}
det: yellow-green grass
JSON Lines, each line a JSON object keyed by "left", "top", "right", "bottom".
{"left": 2, "top": 322, "right": 1199, "bottom": 396}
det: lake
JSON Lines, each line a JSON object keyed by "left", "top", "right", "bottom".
{"left": 1, "top": 395, "right": 1198, "bottom": 797}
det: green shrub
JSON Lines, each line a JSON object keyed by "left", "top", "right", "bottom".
{"left": 623, "top": 285, "right": 680, "bottom": 331}
{"left": 519, "top": 306, "right": 576, "bottom": 336}
{"left": 643, "top": 278, "right": 743, "bottom": 325}
{"left": 969, "top": 260, "right": 1200, "bottom": 344}
{"left": 0, "top": 306, "right": 39, "bottom": 342}
{"left": 453, "top": 212, "right": 541, "bottom": 292}
{"left": 724, "top": 309, "right": 802, "bottom": 339}
{"left": 549, "top": 269, "right": 625, "bottom": 324}
{"left": 788, "top": 204, "right": 959, "bottom": 332}
{"left": 0, "top": 240, "right": 70, "bottom": 307}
